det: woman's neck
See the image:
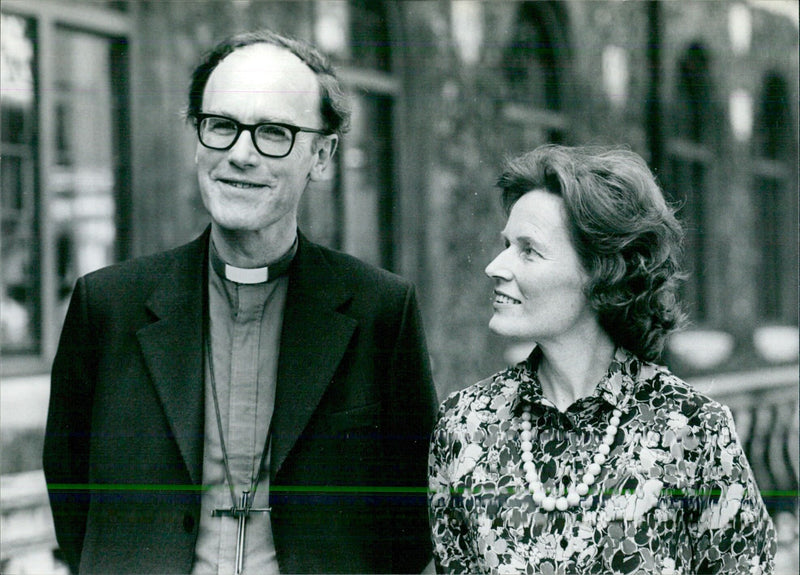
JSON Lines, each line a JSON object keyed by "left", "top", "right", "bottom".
{"left": 536, "top": 329, "right": 616, "bottom": 412}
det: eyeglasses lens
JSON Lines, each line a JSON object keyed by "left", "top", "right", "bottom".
{"left": 199, "top": 117, "right": 294, "bottom": 157}
{"left": 255, "top": 124, "right": 293, "bottom": 156}
{"left": 200, "top": 117, "right": 237, "bottom": 148}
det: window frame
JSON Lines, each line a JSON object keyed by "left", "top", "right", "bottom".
{"left": 303, "top": 0, "right": 401, "bottom": 273}
{"left": 665, "top": 42, "right": 719, "bottom": 325}
{"left": 753, "top": 72, "right": 798, "bottom": 324}
{"left": 499, "top": 1, "right": 572, "bottom": 152}
{"left": 1, "top": 0, "right": 130, "bottom": 376}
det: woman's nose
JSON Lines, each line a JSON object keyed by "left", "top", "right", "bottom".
{"left": 485, "top": 249, "right": 512, "bottom": 280}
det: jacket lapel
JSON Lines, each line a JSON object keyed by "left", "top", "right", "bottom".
{"left": 136, "top": 229, "right": 209, "bottom": 485}
{"left": 270, "top": 234, "right": 356, "bottom": 479}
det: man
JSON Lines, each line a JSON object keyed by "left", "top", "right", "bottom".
{"left": 43, "top": 30, "right": 438, "bottom": 574}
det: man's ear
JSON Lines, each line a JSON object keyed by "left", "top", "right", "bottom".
{"left": 309, "top": 134, "right": 339, "bottom": 181}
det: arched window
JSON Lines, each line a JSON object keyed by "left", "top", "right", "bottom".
{"left": 301, "top": 0, "right": 397, "bottom": 271}
{"left": 667, "top": 43, "right": 715, "bottom": 322}
{"left": 753, "top": 73, "right": 797, "bottom": 322}
{"left": 503, "top": 3, "right": 561, "bottom": 111}
{"left": 500, "top": 1, "right": 569, "bottom": 151}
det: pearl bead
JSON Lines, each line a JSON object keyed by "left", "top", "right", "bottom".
{"left": 516, "top": 400, "right": 625, "bottom": 512}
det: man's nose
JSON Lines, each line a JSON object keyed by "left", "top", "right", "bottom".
{"left": 227, "top": 129, "right": 261, "bottom": 166}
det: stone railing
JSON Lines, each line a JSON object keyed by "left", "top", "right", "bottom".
{"left": 691, "top": 364, "right": 799, "bottom": 573}
{"left": 0, "top": 469, "right": 69, "bottom": 574}
{"left": 690, "top": 365, "right": 799, "bottom": 513}
{"left": 1, "top": 366, "right": 797, "bottom": 573}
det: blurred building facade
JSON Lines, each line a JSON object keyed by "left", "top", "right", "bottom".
{"left": 1, "top": 0, "right": 798, "bottom": 571}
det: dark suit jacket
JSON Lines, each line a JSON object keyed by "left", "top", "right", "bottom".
{"left": 43, "top": 228, "right": 439, "bottom": 574}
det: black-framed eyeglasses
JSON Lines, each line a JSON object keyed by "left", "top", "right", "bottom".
{"left": 195, "top": 113, "right": 331, "bottom": 158}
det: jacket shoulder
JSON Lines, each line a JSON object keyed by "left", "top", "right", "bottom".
{"left": 309, "top": 241, "right": 413, "bottom": 295}
{"left": 81, "top": 232, "right": 207, "bottom": 291}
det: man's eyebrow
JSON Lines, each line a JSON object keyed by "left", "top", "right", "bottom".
{"left": 201, "top": 110, "right": 295, "bottom": 124}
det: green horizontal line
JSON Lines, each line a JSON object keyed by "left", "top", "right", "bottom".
{"left": 48, "top": 484, "right": 206, "bottom": 492}
{"left": 44, "top": 484, "right": 800, "bottom": 498}
{"left": 276, "top": 485, "right": 429, "bottom": 494}
{"left": 759, "top": 490, "right": 800, "bottom": 497}
{"left": 450, "top": 487, "right": 799, "bottom": 498}
{"left": 46, "top": 484, "right": 429, "bottom": 494}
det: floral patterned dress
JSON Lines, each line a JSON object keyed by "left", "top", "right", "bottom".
{"left": 428, "top": 348, "right": 776, "bottom": 574}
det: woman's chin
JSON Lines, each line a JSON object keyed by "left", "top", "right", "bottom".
{"left": 488, "top": 317, "right": 527, "bottom": 339}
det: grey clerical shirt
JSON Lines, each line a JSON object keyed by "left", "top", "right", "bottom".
{"left": 191, "top": 243, "right": 289, "bottom": 574}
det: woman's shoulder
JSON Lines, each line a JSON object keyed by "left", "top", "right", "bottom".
{"left": 635, "top": 360, "right": 735, "bottom": 430}
{"left": 435, "top": 364, "right": 524, "bottom": 422}
{"left": 438, "top": 373, "right": 499, "bottom": 413}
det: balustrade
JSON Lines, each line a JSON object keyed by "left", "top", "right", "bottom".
{"left": 1, "top": 366, "right": 797, "bottom": 572}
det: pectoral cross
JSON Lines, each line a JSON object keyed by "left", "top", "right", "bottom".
{"left": 213, "top": 490, "right": 271, "bottom": 574}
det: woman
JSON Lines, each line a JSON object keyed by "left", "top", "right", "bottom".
{"left": 428, "top": 145, "right": 776, "bottom": 574}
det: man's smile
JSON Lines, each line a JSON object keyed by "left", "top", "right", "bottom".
{"left": 218, "top": 178, "right": 264, "bottom": 189}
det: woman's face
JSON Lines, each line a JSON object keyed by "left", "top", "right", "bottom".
{"left": 485, "top": 189, "right": 597, "bottom": 343}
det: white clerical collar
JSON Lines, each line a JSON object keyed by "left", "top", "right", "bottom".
{"left": 209, "top": 239, "right": 297, "bottom": 284}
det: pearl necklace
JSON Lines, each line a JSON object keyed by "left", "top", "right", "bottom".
{"left": 518, "top": 405, "right": 622, "bottom": 511}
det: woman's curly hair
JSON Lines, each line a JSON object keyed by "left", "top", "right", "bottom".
{"left": 497, "top": 145, "right": 686, "bottom": 361}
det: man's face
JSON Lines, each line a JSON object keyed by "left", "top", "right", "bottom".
{"left": 196, "top": 43, "right": 337, "bottom": 234}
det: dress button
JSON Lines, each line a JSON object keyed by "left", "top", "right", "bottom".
{"left": 183, "top": 514, "right": 196, "bottom": 533}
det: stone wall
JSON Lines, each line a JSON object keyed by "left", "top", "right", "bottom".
{"left": 124, "top": 0, "right": 798, "bottom": 399}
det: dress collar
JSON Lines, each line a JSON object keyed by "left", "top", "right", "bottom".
{"left": 209, "top": 238, "right": 297, "bottom": 284}
{"left": 593, "top": 347, "right": 640, "bottom": 409}
{"left": 510, "top": 346, "right": 639, "bottom": 413}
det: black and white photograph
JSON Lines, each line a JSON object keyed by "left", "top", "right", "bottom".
{"left": 1, "top": 1, "right": 797, "bottom": 574}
